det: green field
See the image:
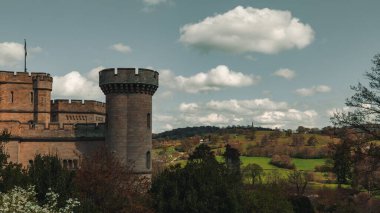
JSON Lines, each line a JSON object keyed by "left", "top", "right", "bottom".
{"left": 213, "top": 156, "right": 325, "bottom": 171}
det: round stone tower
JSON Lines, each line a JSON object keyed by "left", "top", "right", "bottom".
{"left": 99, "top": 68, "right": 158, "bottom": 175}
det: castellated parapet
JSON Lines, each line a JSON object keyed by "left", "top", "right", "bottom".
{"left": 0, "top": 67, "right": 158, "bottom": 174}
{"left": 99, "top": 68, "right": 159, "bottom": 175}
{"left": 0, "top": 70, "right": 106, "bottom": 168}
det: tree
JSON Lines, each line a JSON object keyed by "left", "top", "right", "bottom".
{"left": 151, "top": 144, "right": 244, "bottom": 213}
{"left": 28, "top": 155, "right": 75, "bottom": 207}
{"left": 0, "top": 185, "right": 80, "bottom": 213}
{"left": 242, "top": 164, "right": 263, "bottom": 185}
{"left": 291, "top": 134, "right": 305, "bottom": 146}
{"left": 288, "top": 170, "right": 308, "bottom": 196}
{"left": 75, "top": 147, "right": 152, "bottom": 213}
{"left": 330, "top": 138, "right": 353, "bottom": 186}
{"left": 296, "top": 126, "right": 308, "bottom": 134}
{"left": 0, "top": 129, "right": 29, "bottom": 192}
{"left": 223, "top": 144, "right": 241, "bottom": 175}
{"left": 331, "top": 54, "right": 380, "bottom": 191}
{"left": 332, "top": 54, "right": 380, "bottom": 139}
{"left": 307, "top": 136, "right": 318, "bottom": 146}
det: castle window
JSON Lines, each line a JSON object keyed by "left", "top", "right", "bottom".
{"left": 146, "top": 151, "right": 151, "bottom": 169}
{"left": 30, "top": 92, "right": 33, "bottom": 103}
{"left": 28, "top": 160, "right": 33, "bottom": 166}
{"left": 147, "top": 113, "right": 151, "bottom": 129}
{"left": 10, "top": 92, "right": 13, "bottom": 103}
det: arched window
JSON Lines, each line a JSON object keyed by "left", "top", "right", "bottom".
{"left": 10, "top": 91, "right": 13, "bottom": 103}
{"left": 147, "top": 113, "right": 151, "bottom": 129}
{"left": 146, "top": 151, "right": 151, "bottom": 169}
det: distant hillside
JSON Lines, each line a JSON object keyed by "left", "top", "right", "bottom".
{"left": 153, "top": 125, "right": 273, "bottom": 140}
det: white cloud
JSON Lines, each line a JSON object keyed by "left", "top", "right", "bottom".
{"left": 160, "top": 65, "right": 260, "bottom": 93}
{"left": 296, "top": 85, "right": 331, "bottom": 96}
{"left": 0, "top": 42, "right": 42, "bottom": 68}
{"left": 254, "top": 109, "right": 318, "bottom": 128}
{"left": 179, "top": 103, "right": 199, "bottom": 113}
{"left": 206, "top": 98, "right": 288, "bottom": 114}
{"left": 179, "top": 6, "right": 314, "bottom": 54}
{"left": 326, "top": 107, "right": 350, "bottom": 117}
{"left": 110, "top": 43, "right": 132, "bottom": 54}
{"left": 86, "top": 66, "right": 105, "bottom": 82}
{"left": 154, "top": 98, "right": 319, "bottom": 132}
{"left": 273, "top": 68, "right": 296, "bottom": 80}
{"left": 52, "top": 68, "right": 104, "bottom": 101}
{"left": 142, "top": 0, "right": 167, "bottom": 6}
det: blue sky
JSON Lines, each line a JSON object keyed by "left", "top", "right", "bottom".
{"left": 1, "top": 0, "right": 380, "bottom": 132}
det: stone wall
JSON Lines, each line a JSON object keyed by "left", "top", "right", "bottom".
{"left": 51, "top": 99, "right": 106, "bottom": 124}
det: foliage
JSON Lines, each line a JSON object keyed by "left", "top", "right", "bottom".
{"left": 242, "top": 184, "right": 293, "bottom": 213}
{"left": 74, "top": 147, "right": 153, "bottom": 213}
{"left": 0, "top": 129, "right": 29, "bottom": 192}
{"left": 332, "top": 54, "right": 380, "bottom": 139}
{"left": 242, "top": 163, "right": 263, "bottom": 185}
{"left": 270, "top": 154, "right": 295, "bottom": 169}
{"left": 151, "top": 144, "right": 244, "bottom": 213}
{"left": 28, "top": 155, "right": 75, "bottom": 207}
{"left": 223, "top": 144, "right": 241, "bottom": 177}
{"left": 291, "top": 134, "right": 305, "bottom": 146}
{"left": 307, "top": 136, "right": 318, "bottom": 146}
{"left": 287, "top": 170, "right": 308, "bottom": 196}
{"left": 0, "top": 185, "right": 79, "bottom": 213}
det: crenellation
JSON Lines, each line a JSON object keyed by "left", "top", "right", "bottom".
{"left": 0, "top": 66, "right": 157, "bottom": 174}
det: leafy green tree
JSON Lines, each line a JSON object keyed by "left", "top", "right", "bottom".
{"left": 243, "top": 184, "right": 293, "bottom": 213}
{"left": 28, "top": 155, "right": 75, "bottom": 207}
{"left": 151, "top": 144, "right": 244, "bottom": 213}
{"left": 242, "top": 164, "right": 263, "bottom": 185}
{"left": 0, "top": 185, "right": 79, "bottom": 213}
{"left": 0, "top": 129, "right": 29, "bottom": 193}
{"left": 331, "top": 139, "right": 353, "bottom": 186}
{"left": 223, "top": 144, "right": 241, "bottom": 177}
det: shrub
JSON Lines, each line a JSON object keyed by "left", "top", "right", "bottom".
{"left": 270, "top": 155, "right": 295, "bottom": 169}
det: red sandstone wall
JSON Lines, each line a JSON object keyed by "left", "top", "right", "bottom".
{"left": 4, "top": 140, "right": 105, "bottom": 167}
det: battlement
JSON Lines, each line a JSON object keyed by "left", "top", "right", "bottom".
{"left": 0, "top": 121, "right": 106, "bottom": 139}
{"left": 99, "top": 68, "right": 159, "bottom": 95}
{"left": 51, "top": 99, "right": 106, "bottom": 114}
{"left": 0, "top": 71, "right": 52, "bottom": 83}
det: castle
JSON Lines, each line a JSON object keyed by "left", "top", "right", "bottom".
{"left": 0, "top": 68, "right": 158, "bottom": 175}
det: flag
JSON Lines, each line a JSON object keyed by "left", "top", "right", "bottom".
{"left": 24, "top": 39, "right": 27, "bottom": 56}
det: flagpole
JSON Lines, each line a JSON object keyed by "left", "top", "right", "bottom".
{"left": 24, "top": 39, "right": 27, "bottom": 72}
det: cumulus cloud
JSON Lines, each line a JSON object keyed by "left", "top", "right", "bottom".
{"left": 296, "top": 85, "right": 331, "bottom": 96}
{"left": 254, "top": 109, "right": 317, "bottom": 128}
{"left": 0, "top": 42, "right": 42, "bottom": 68}
{"left": 154, "top": 98, "right": 319, "bottom": 132}
{"left": 273, "top": 68, "right": 296, "bottom": 80}
{"left": 326, "top": 107, "right": 350, "bottom": 117}
{"left": 52, "top": 68, "right": 104, "bottom": 101}
{"left": 206, "top": 98, "right": 288, "bottom": 114}
{"left": 110, "top": 43, "right": 132, "bottom": 54}
{"left": 179, "top": 103, "right": 199, "bottom": 113}
{"left": 142, "top": 0, "right": 167, "bottom": 6}
{"left": 179, "top": 6, "right": 314, "bottom": 54}
{"left": 160, "top": 65, "right": 259, "bottom": 93}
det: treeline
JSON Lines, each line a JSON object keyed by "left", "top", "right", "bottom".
{"left": 153, "top": 125, "right": 273, "bottom": 140}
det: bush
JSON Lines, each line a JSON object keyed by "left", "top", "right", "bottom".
{"left": 270, "top": 155, "right": 295, "bottom": 169}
